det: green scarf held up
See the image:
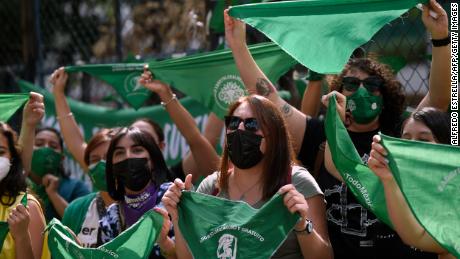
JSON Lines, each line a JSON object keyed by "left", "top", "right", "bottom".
{"left": 66, "top": 42, "right": 296, "bottom": 117}
{"left": 0, "top": 193, "right": 28, "bottom": 250}
{"left": 65, "top": 63, "right": 148, "bottom": 110}
{"left": 229, "top": 0, "right": 426, "bottom": 74}
{"left": 325, "top": 95, "right": 392, "bottom": 227}
{"left": 381, "top": 134, "right": 460, "bottom": 258}
{"left": 0, "top": 93, "right": 29, "bottom": 122}
{"left": 148, "top": 42, "right": 296, "bottom": 118}
{"left": 178, "top": 191, "right": 299, "bottom": 258}
{"left": 46, "top": 210, "right": 163, "bottom": 259}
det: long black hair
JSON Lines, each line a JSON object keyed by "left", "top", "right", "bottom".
{"left": 105, "top": 127, "right": 172, "bottom": 200}
{"left": 0, "top": 122, "right": 26, "bottom": 206}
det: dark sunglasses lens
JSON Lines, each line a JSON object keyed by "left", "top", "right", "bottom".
{"left": 363, "top": 77, "right": 383, "bottom": 92}
{"left": 244, "top": 118, "right": 259, "bottom": 132}
{"left": 342, "top": 77, "right": 360, "bottom": 91}
{"left": 225, "top": 116, "right": 241, "bottom": 130}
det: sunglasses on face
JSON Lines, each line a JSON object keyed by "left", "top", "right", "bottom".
{"left": 224, "top": 116, "right": 260, "bottom": 132}
{"left": 342, "top": 76, "right": 384, "bottom": 93}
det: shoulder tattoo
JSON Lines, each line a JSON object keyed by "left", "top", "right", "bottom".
{"left": 281, "top": 103, "right": 293, "bottom": 118}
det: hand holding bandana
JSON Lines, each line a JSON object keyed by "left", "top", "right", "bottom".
{"left": 178, "top": 191, "right": 299, "bottom": 258}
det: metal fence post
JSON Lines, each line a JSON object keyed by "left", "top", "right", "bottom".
{"left": 34, "top": 0, "right": 44, "bottom": 87}
{"left": 115, "top": 0, "right": 123, "bottom": 62}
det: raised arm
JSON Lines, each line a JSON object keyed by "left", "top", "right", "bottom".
{"left": 139, "top": 70, "right": 220, "bottom": 182}
{"left": 301, "top": 77, "right": 323, "bottom": 117}
{"left": 368, "top": 135, "right": 448, "bottom": 254}
{"left": 50, "top": 67, "right": 88, "bottom": 171}
{"left": 224, "top": 10, "right": 307, "bottom": 153}
{"left": 417, "top": 0, "right": 450, "bottom": 111}
{"left": 18, "top": 92, "right": 45, "bottom": 174}
{"left": 181, "top": 113, "right": 224, "bottom": 178}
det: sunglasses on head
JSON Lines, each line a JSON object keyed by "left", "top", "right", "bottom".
{"left": 224, "top": 116, "right": 260, "bottom": 132}
{"left": 342, "top": 76, "right": 384, "bottom": 93}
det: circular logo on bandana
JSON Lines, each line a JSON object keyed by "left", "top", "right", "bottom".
{"left": 124, "top": 72, "right": 149, "bottom": 97}
{"left": 371, "top": 102, "right": 377, "bottom": 110}
{"left": 217, "top": 234, "right": 238, "bottom": 259}
{"left": 214, "top": 75, "right": 246, "bottom": 111}
{"left": 347, "top": 99, "right": 356, "bottom": 112}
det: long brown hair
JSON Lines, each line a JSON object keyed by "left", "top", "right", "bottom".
{"left": 219, "top": 95, "right": 296, "bottom": 201}
{"left": 330, "top": 58, "right": 405, "bottom": 136}
{"left": 83, "top": 128, "right": 112, "bottom": 166}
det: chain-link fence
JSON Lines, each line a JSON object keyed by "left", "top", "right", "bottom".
{"left": 0, "top": 0, "right": 450, "bottom": 108}
{"left": 0, "top": 0, "right": 450, "bottom": 183}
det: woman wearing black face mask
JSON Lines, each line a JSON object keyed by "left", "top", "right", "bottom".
{"left": 163, "top": 95, "right": 333, "bottom": 259}
{"left": 105, "top": 127, "right": 176, "bottom": 258}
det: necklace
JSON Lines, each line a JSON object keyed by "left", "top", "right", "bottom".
{"left": 235, "top": 179, "right": 261, "bottom": 203}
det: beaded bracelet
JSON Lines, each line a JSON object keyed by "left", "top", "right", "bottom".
{"left": 160, "top": 94, "right": 177, "bottom": 107}
{"left": 56, "top": 112, "right": 73, "bottom": 120}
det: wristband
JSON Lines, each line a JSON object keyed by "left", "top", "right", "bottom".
{"left": 432, "top": 34, "right": 450, "bottom": 47}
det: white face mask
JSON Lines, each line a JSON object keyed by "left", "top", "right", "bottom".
{"left": 0, "top": 156, "right": 11, "bottom": 181}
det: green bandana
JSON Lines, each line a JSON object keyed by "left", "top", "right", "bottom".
{"left": 0, "top": 193, "right": 28, "bottom": 250}
{"left": 66, "top": 64, "right": 149, "bottom": 110}
{"left": 229, "top": 0, "right": 425, "bottom": 74}
{"left": 0, "top": 93, "right": 29, "bottom": 122}
{"left": 31, "top": 147, "right": 62, "bottom": 177}
{"left": 88, "top": 160, "right": 108, "bottom": 192}
{"left": 149, "top": 42, "right": 296, "bottom": 118}
{"left": 66, "top": 42, "right": 296, "bottom": 118}
{"left": 46, "top": 210, "right": 163, "bottom": 259}
{"left": 381, "top": 134, "right": 460, "bottom": 258}
{"left": 346, "top": 88, "right": 383, "bottom": 124}
{"left": 325, "top": 95, "right": 392, "bottom": 227}
{"left": 178, "top": 191, "right": 299, "bottom": 258}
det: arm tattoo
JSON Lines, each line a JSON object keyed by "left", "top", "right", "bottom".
{"left": 280, "top": 103, "right": 294, "bottom": 118}
{"left": 256, "top": 78, "right": 274, "bottom": 97}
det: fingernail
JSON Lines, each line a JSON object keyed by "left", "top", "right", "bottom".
{"left": 384, "top": 158, "right": 389, "bottom": 164}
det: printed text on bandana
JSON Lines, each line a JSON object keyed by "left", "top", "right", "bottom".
{"left": 200, "top": 225, "right": 265, "bottom": 243}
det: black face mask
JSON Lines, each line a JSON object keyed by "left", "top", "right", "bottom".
{"left": 227, "top": 129, "right": 264, "bottom": 169}
{"left": 112, "top": 157, "right": 151, "bottom": 192}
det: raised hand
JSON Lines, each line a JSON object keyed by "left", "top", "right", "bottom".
{"left": 50, "top": 67, "right": 69, "bottom": 95}
{"left": 421, "top": 0, "right": 449, "bottom": 40}
{"left": 161, "top": 174, "right": 193, "bottom": 223}
{"left": 368, "top": 135, "right": 393, "bottom": 182}
{"left": 138, "top": 67, "right": 172, "bottom": 96}
{"left": 224, "top": 9, "right": 246, "bottom": 50}
{"left": 322, "top": 91, "right": 347, "bottom": 122}
{"left": 23, "top": 92, "right": 45, "bottom": 127}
